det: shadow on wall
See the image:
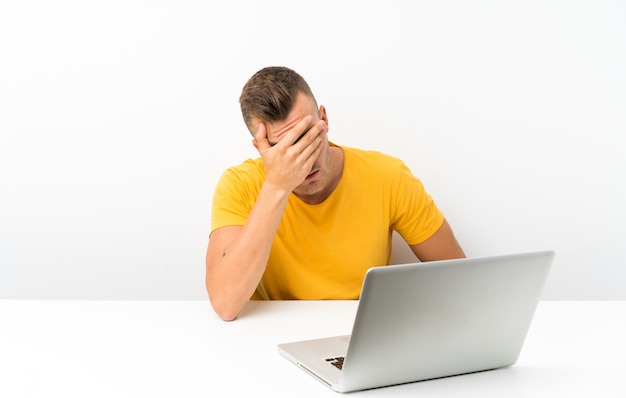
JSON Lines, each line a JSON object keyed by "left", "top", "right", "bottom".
{"left": 390, "top": 230, "right": 419, "bottom": 265}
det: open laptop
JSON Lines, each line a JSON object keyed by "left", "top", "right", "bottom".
{"left": 278, "top": 250, "right": 555, "bottom": 393}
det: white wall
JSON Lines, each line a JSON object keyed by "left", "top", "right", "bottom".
{"left": 1, "top": 0, "right": 625, "bottom": 300}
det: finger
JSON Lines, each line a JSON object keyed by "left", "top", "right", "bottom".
{"left": 298, "top": 120, "right": 328, "bottom": 152}
{"left": 297, "top": 126, "right": 326, "bottom": 165}
{"left": 280, "top": 115, "right": 313, "bottom": 148}
{"left": 253, "top": 122, "right": 272, "bottom": 153}
{"left": 287, "top": 121, "right": 325, "bottom": 160}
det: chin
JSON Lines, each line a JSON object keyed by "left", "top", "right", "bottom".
{"left": 294, "top": 182, "right": 323, "bottom": 197}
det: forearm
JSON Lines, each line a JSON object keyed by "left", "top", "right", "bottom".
{"left": 206, "top": 182, "right": 290, "bottom": 321}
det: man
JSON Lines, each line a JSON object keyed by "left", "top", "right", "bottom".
{"left": 206, "top": 66, "right": 465, "bottom": 321}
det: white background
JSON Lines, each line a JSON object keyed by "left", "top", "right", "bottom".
{"left": 1, "top": 0, "right": 624, "bottom": 300}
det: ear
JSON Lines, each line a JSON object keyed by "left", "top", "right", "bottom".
{"left": 319, "top": 105, "right": 329, "bottom": 128}
{"left": 251, "top": 122, "right": 260, "bottom": 150}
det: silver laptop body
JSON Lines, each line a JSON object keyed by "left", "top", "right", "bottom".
{"left": 278, "top": 250, "right": 555, "bottom": 393}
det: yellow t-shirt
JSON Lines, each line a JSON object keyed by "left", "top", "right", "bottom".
{"left": 210, "top": 144, "right": 444, "bottom": 300}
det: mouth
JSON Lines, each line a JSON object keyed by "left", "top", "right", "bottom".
{"left": 305, "top": 170, "right": 319, "bottom": 180}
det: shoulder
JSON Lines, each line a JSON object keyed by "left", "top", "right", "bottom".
{"left": 216, "top": 158, "right": 266, "bottom": 193}
{"left": 339, "top": 144, "right": 407, "bottom": 175}
{"left": 223, "top": 157, "right": 265, "bottom": 174}
{"left": 220, "top": 158, "right": 265, "bottom": 181}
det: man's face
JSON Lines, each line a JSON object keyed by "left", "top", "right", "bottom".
{"left": 261, "top": 93, "right": 333, "bottom": 202}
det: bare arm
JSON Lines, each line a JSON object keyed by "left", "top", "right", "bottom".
{"left": 410, "top": 218, "right": 465, "bottom": 262}
{"left": 205, "top": 188, "right": 288, "bottom": 321}
{"left": 206, "top": 117, "right": 327, "bottom": 321}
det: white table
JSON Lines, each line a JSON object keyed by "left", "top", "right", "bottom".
{"left": 1, "top": 300, "right": 624, "bottom": 397}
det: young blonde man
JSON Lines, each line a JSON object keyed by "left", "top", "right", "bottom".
{"left": 206, "top": 66, "right": 465, "bottom": 321}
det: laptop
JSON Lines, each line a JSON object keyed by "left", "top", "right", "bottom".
{"left": 278, "top": 250, "right": 555, "bottom": 393}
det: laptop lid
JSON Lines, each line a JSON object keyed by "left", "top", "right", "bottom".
{"left": 278, "top": 250, "right": 554, "bottom": 393}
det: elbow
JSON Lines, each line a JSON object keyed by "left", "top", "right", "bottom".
{"left": 205, "top": 263, "right": 248, "bottom": 321}
{"left": 211, "top": 300, "right": 242, "bottom": 322}
{"left": 206, "top": 284, "right": 243, "bottom": 322}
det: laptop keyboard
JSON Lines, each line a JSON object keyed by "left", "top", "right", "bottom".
{"left": 325, "top": 356, "right": 345, "bottom": 370}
